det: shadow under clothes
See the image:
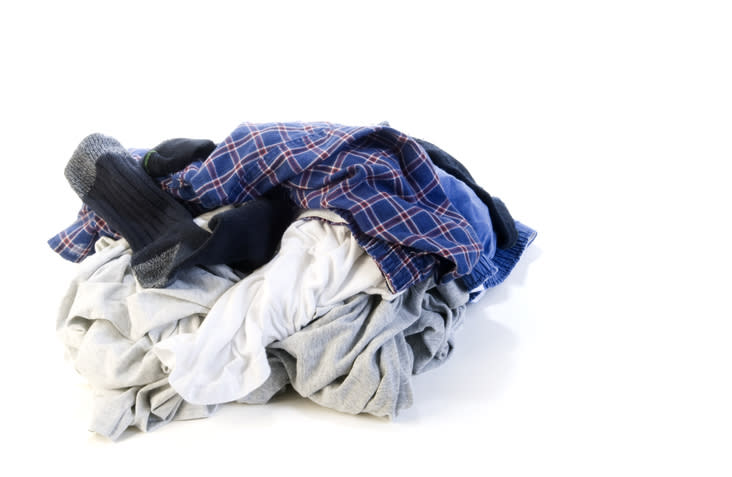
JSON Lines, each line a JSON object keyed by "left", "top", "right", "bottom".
{"left": 240, "top": 277, "right": 470, "bottom": 418}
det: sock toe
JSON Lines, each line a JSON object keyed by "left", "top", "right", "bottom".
{"left": 65, "top": 133, "right": 129, "bottom": 196}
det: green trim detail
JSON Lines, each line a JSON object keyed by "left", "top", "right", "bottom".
{"left": 143, "top": 150, "right": 155, "bottom": 172}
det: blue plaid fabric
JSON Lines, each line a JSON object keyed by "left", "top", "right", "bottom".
{"left": 49, "top": 122, "right": 485, "bottom": 292}
{"left": 48, "top": 204, "right": 120, "bottom": 262}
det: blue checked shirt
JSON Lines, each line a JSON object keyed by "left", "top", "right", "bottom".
{"left": 49, "top": 122, "right": 485, "bottom": 292}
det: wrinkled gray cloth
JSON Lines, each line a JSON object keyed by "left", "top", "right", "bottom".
{"left": 57, "top": 237, "right": 469, "bottom": 439}
{"left": 248, "top": 277, "right": 468, "bottom": 417}
{"left": 57, "top": 238, "right": 240, "bottom": 440}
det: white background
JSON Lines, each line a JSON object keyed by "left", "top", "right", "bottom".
{"left": 1, "top": 0, "right": 730, "bottom": 475}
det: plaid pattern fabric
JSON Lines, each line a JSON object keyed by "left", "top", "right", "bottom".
{"left": 48, "top": 204, "right": 120, "bottom": 262}
{"left": 49, "top": 122, "right": 484, "bottom": 292}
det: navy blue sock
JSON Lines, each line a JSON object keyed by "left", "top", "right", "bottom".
{"left": 64, "top": 134, "right": 210, "bottom": 288}
{"left": 193, "top": 191, "right": 299, "bottom": 274}
{"left": 66, "top": 134, "right": 298, "bottom": 288}
{"left": 143, "top": 138, "right": 217, "bottom": 177}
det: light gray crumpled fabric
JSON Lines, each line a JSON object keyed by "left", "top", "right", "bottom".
{"left": 57, "top": 237, "right": 469, "bottom": 439}
{"left": 248, "top": 277, "right": 468, "bottom": 418}
{"left": 57, "top": 238, "right": 241, "bottom": 440}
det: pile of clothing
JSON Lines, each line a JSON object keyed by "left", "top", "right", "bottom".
{"left": 49, "top": 121, "right": 536, "bottom": 440}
